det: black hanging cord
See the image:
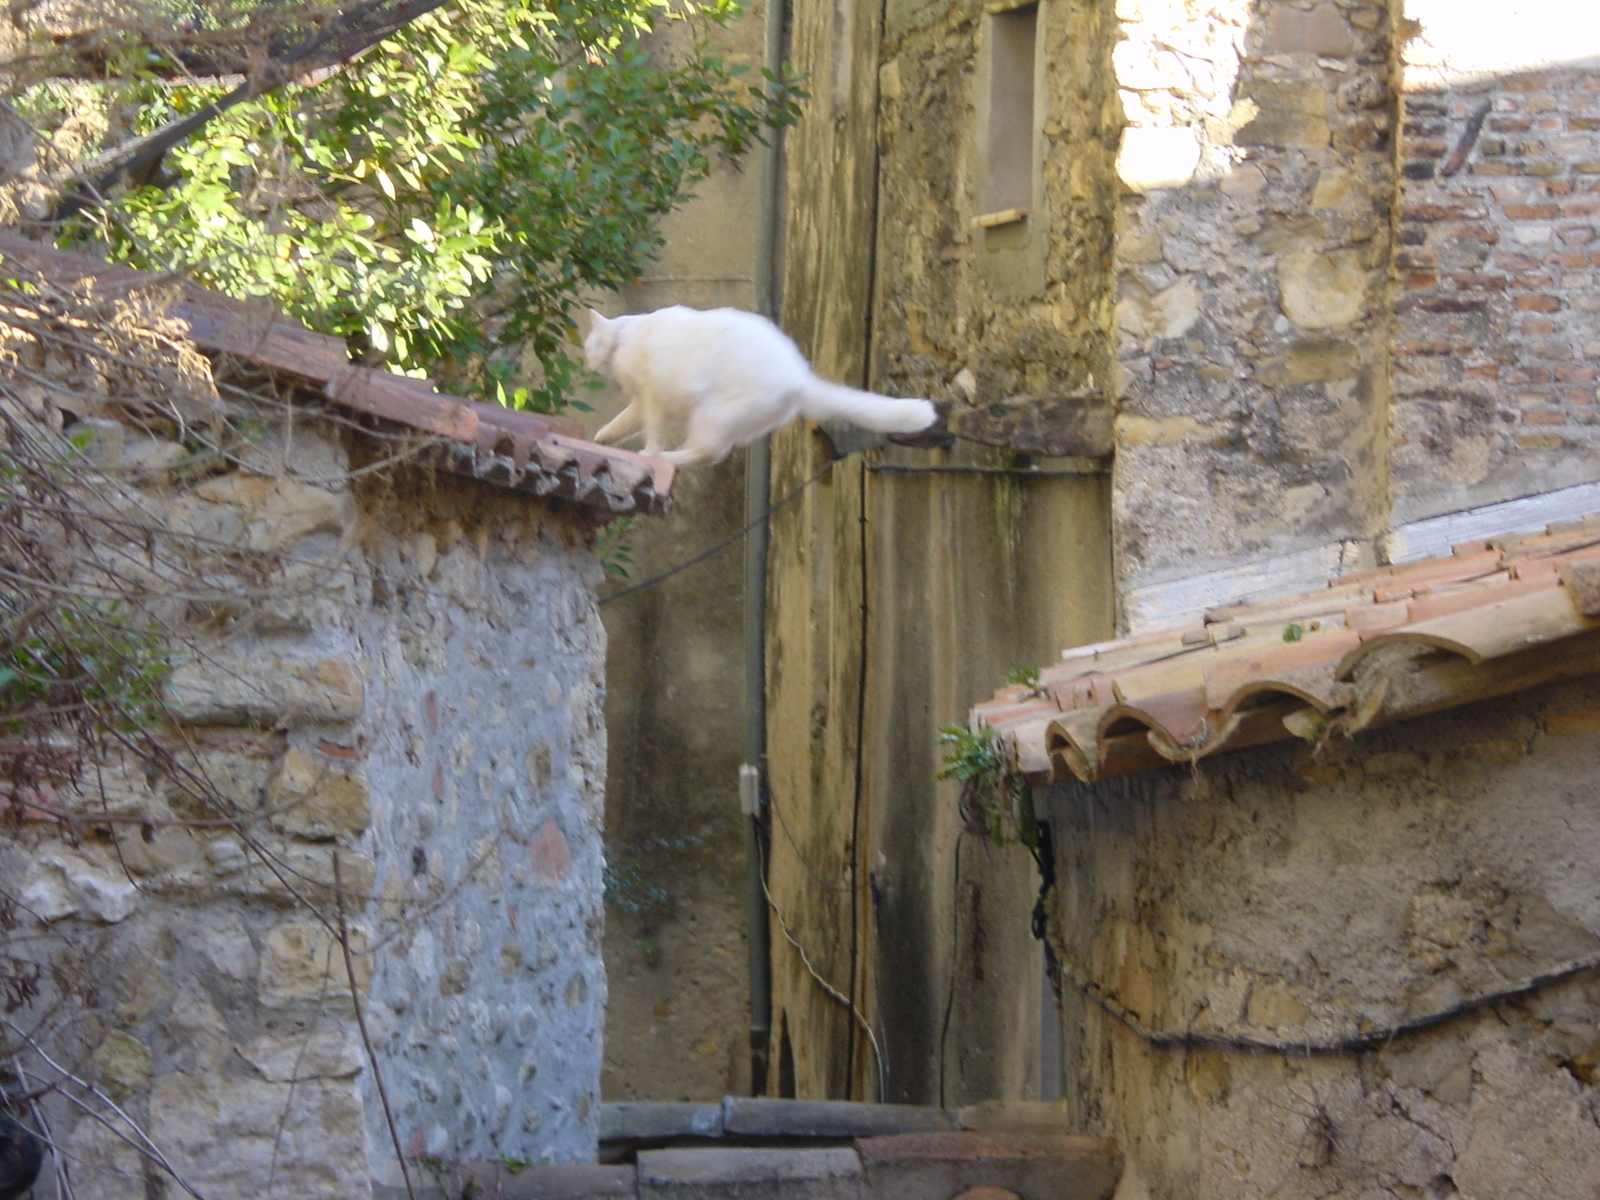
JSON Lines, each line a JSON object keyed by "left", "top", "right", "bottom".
{"left": 599, "top": 457, "right": 836, "bottom": 606}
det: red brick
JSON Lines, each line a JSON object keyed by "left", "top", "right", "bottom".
{"left": 1556, "top": 365, "right": 1599, "bottom": 383}
{"left": 1490, "top": 117, "right": 1534, "bottom": 133}
{"left": 1520, "top": 317, "right": 1560, "bottom": 336}
{"left": 1521, "top": 409, "right": 1566, "bottom": 424}
{"left": 1464, "top": 364, "right": 1502, "bottom": 380}
{"left": 1396, "top": 249, "right": 1438, "bottom": 269}
{"left": 1510, "top": 274, "right": 1555, "bottom": 289}
{"left": 1505, "top": 367, "right": 1554, "bottom": 385}
{"left": 1560, "top": 226, "right": 1597, "bottom": 244}
{"left": 1452, "top": 224, "right": 1501, "bottom": 243}
{"left": 1516, "top": 294, "right": 1563, "bottom": 311}
{"left": 1546, "top": 180, "right": 1578, "bottom": 196}
{"left": 1560, "top": 387, "right": 1595, "bottom": 404}
{"left": 1504, "top": 204, "right": 1561, "bottom": 219}
{"left": 1494, "top": 251, "right": 1543, "bottom": 270}
{"left": 1503, "top": 76, "right": 1549, "bottom": 93}
{"left": 1402, "top": 273, "right": 1439, "bottom": 290}
{"left": 1532, "top": 341, "right": 1576, "bottom": 361}
{"left": 1548, "top": 252, "right": 1591, "bottom": 269}
{"left": 1448, "top": 273, "right": 1505, "bottom": 291}
{"left": 1402, "top": 203, "right": 1481, "bottom": 222}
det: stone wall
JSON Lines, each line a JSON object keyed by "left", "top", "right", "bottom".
{"left": 1110, "top": 0, "right": 1399, "bottom": 601}
{"left": 872, "top": 0, "right": 1121, "bottom": 456}
{"left": 1392, "top": 31, "right": 1600, "bottom": 521}
{"left": 2, "top": 327, "right": 608, "bottom": 1197}
{"left": 1045, "top": 678, "right": 1600, "bottom": 1200}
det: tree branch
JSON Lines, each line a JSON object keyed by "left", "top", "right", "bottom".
{"left": 47, "top": 0, "right": 456, "bottom": 224}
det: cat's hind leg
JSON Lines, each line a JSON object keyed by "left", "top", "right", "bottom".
{"left": 593, "top": 402, "right": 644, "bottom": 445}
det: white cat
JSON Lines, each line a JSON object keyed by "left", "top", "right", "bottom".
{"left": 584, "top": 306, "right": 937, "bottom": 467}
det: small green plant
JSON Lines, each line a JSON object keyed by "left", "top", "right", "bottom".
{"left": 937, "top": 724, "right": 1001, "bottom": 784}
{"left": 937, "top": 723, "right": 1034, "bottom": 848}
{"left": 597, "top": 517, "right": 637, "bottom": 580}
{"left": 0, "top": 597, "right": 171, "bottom": 733}
{"left": 1283, "top": 622, "right": 1304, "bottom": 643}
{"left": 1004, "top": 665, "right": 1041, "bottom": 690}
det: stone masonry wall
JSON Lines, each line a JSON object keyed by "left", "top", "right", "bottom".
{"left": 1111, "top": 0, "right": 1400, "bottom": 600}
{"left": 1047, "top": 679, "right": 1600, "bottom": 1200}
{"left": 1392, "top": 59, "right": 1600, "bottom": 522}
{"left": 1, "top": 334, "right": 606, "bottom": 1198}
{"left": 870, "top": 0, "right": 1121, "bottom": 457}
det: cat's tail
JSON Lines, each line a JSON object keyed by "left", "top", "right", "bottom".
{"left": 798, "top": 379, "right": 937, "bottom": 434}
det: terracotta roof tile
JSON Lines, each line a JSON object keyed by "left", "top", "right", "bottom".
{"left": 974, "top": 511, "right": 1600, "bottom": 783}
{"left": 0, "top": 234, "right": 672, "bottom": 518}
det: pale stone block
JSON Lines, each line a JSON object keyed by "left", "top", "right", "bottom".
{"left": 93, "top": 1029, "right": 151, "bottom": 1097}
{"left": 148, "top": 1072, "right": 372, "bottom": 1200}
{"left": 166, "top": 653, "right": 364, "bottom": 726}
{"left": 183, "top": 471, "right": 354, "bottom": 553}
{"left": 1265, "top": 2, "right": 1355, "bottom": 57}
{"left": 266, "top": 746, "right": 372, "bottom": 839}
{"left": 20, "top": 845, "right": 139, "bottom": 923}
{"left": 1278, "top": 248, "right": 1367, "bottom": 329}
{"left": 240, "top": 1028, "right": 364, "bottom": 1081}
{"left": 1117, "top": 126, "right": 1202, "bottom": 191}
{"left": 65, "top": 1109, "right": 147, "bottom": 1200}
{"left": 1153, "top": 279, "right": 1203, "bottom": 338}
{"left": 1235, "top": 80, "right": 1330, "bottom": 150}
{"left": 259, "top": 920, "right": 371, "bottom": 1007}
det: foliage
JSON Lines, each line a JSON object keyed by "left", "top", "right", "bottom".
{"left": 0, "top": 593, "right": 170, "bottom": 732}
{"left": 18, "top": 0, "right": 802, "bottom": 411}
{"left": 1003, "top": 664, "right": 1040, "bottom": 689}
{"left": 936, "top": 723, "right": 1002, "bottom": 784}
{"left": 596, "top": 516, "right": 636, "bottom": 579}
{"left": 937, "top": 723, "right": 1036, "bottom": 849}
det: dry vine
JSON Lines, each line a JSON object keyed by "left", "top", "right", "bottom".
{"left": 0, "top": 260, "right": 442, "bottom": 1198}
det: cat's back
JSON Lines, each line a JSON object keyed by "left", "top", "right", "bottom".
{"left": 624, "top": 306, "right": 804, "bottom": 372}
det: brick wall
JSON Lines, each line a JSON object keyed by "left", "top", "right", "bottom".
{"left": 1392, "top": 66, "right": 1600, "bottom": 523}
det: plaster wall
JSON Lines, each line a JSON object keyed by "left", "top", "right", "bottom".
{"left": 1045, "top": 680, "right": 1600, "bottom": 1200}
{"left": 585, "top": 0, "right": 771, "bottom": 1103}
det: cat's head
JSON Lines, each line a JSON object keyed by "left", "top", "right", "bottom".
{"left": 583, "top": 310, "right": 618, "bottom": 375}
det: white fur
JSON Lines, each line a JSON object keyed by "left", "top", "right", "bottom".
{"left": 584, "top": 306, "right": 937, "bottom": 467}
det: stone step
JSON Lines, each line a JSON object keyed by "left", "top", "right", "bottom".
{"left": 856, "top": 1131, "right": 1122, "bottom": 1200}
{"left": 383, "top": 1127, "right": 1122, "bottom": 1200}
{"left": 600, "top": 1097, "right": 1062, "bottom": 1149}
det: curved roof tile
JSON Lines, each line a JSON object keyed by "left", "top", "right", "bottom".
{"left": 974, "top": 517, "right": 1600, "bottom": 783}
{"left": 0, "top": 234, "right": 673, "bottom": 519}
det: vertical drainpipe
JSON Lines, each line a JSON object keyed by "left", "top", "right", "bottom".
{"left": 743, "top": 0, "right": 788, "bottom": 1098}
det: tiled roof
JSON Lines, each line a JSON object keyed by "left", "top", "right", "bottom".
{"left": 0, "top": 234, "right": 673, "bottom": 517}
{"left": 972, "top": 516, "right": 1600, "bottom": 783}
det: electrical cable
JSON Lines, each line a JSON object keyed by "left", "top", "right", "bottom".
{"left": 598, "top": 457, "right": 836, "bottom": 606}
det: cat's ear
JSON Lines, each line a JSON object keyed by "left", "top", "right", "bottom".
{"left": 587, "top": 308, "right": 610, "bottom": 330}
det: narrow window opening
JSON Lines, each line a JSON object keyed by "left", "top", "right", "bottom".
{"left": 984, "top": 2, "right": 1038, "bottom": 220}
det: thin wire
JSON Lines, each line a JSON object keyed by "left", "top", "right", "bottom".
{"left": 599, "top": 457, "right": 836, "bottom": 606}
{"left": 757, "top": 836, "right": 887, "bottom": 1100}
{"left": 1053, "top": 943, "right": 1600, "bottom": 1056}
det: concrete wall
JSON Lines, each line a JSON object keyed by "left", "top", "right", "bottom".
{"left": 586, "top": 0, "right": 772, "bottom": 1102}
{"left": 1044, "top": 678, "right": 1600, "bottom": 1200}
{"left": 1, "top": 314, "right": 607, "bottom": 1198}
